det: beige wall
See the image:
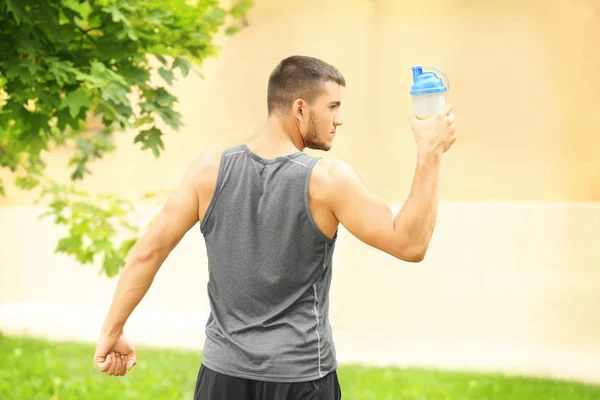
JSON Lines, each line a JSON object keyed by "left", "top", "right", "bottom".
{"left": 0, "top": 0, "right": 599, "bottom": 205}
{"left": 1, "top": 0, "right": 599, "bottom": 384}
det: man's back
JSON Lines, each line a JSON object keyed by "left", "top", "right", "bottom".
{"left": 198, "top": 145, "right": 339, "bottom": 243}
{"left": 198, "top": 144, "right": 339, "bottom": 382}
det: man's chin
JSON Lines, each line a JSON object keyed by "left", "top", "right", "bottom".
{"left": 306, "top": 142, "right": 332, "bottom": 152}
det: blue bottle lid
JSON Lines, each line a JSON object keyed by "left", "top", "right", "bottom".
{"left": 410, "top": 66, "right": 449, "bottom": 95}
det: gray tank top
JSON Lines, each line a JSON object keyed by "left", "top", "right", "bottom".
{"left": 199, "top": 143, "right": 338, "bottom": 383}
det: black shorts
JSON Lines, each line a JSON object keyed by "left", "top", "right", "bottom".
{"left": 194, "top": 364, "right": 342, "bottom": 400}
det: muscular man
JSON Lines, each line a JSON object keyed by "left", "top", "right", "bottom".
{"left": 93, "top": 55, "right": 456, "bottom": 400}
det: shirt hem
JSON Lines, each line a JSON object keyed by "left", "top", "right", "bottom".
{"left": 201, "top": 358, "right": 338, "bottom": 383}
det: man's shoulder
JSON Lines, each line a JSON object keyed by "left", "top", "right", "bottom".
{"left": 310, "top": 158, "right": 358, "bottom": 201}
{"left": 312, "top": 158, "right": 357, "bottom": 185}
{"left": 191, "top": 149, "right": 222, "bottom": 174}
{"left": 187, "top": 149, "right": 222, "bottom": 195}
{"left": 188, "top": 150, "right": 359, "bottom": 198}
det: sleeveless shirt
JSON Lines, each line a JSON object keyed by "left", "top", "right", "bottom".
{"left": 199, "top": 144, "right": 338, "bottom": 382}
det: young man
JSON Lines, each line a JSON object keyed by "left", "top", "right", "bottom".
{"left": 93, "top": 55, "right": 456, "bottom": 399}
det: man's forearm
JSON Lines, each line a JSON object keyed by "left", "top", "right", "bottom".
{"left": 100, "top": 249, "right": 163, "bottom": 335}
{"left": 393, "top": 149, "right": 442, "bottom": 260}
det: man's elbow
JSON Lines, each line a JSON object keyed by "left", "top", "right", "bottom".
{"left": 406, "top": 252, "right": 426, "bottom": 263}
{"left": 129, "top": 241, "right": 163, "bottom": 267}
{"left": 395, "top": 244, "right": 427, "bottom": 263}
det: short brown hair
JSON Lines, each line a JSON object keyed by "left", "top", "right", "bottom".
{"left": 267, "top": 55, "right": 346, "bottom": 115}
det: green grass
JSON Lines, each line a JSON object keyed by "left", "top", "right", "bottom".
{"left": 339, "top": 365, "right": 600, "bottom": 400}
{"left": 1, "top": 333, "right": 599, "bottom": 399}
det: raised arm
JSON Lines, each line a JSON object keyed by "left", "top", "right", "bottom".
{"left": 324, "top": 105, "right": 456, "bottom": 262}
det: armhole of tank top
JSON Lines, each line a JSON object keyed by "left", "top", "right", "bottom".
{"left": 200, "top": 149, "right": 228, "bottom": 234}
{"left": 304, "top": 157, "right": 337, "bottom": 244}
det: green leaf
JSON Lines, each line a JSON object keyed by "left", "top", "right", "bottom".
{"left": 26, "top": 112, "right": 51, "bottom": 138}
{"left": 154, "top": 54, "right": 168, "bottom": 66}
{"left": 225, "top": 25, "right": 241, "bottom": 36}
{"left": 55, "top": 108, "right": 82, "bottom": 131}
{"left": 71, "top": 163, "right": 91, "bottom": 180}
{"left": 61, "top": 4, "right": 83, "bottom": 21}
{"left": 37, "top": 89, "right": 62, "bottom": 110}
{"left": 47, "top": 59, "right": 78, "bottom": 87}
{"left": 87, "top": 61, "right": 130, "bottom": 106}
{"left": 139, "top": 87, "right": 182, "bottom": 130}
{"left": 158, "top": 68, "right": 174, "bottom": 86}
{"left": 4, "top": 59, "right": 25, "bottom": 81}
{"left": 68, "top": 130, "right": 116, "bottom": 180}
{"left": 5, "top": 0, "right": 29, "bottom": 25}
{"left": 60, "top": 91, "right": 92, "bottom": 119}
{"left": 38, "top": 0, "right": 61, "bottom": 39}
{"left": 172, "top": 57, "right": 190, "bottom": 77}
{"left": 79, "top": 250, "right": 95, "bottom": 264}
{"left": 103, "top": 251, "right": 123, "bottom": 277}
{"left": 72, "top": 201, "right": 105, "bottom": 217}
{"left": 117, "top": 64, "right": 151, "bottom": 86}
{"left": 102, "top": 4, "right": 131, "bottom": 27}
{"left": 62, "top": 0, "right": 90, "bottom": 20}
{"left": 15, "top": 175, "right": 39, "bottom": 190}
{"left": 56, "top": 236, "right": 83, "bottom": 255}
{"left": 133, "top": 115, "right": 154, "bottom": 128}
{"left": 119, "top": 237, "right": 137, "bottom": 257}
{"left": 134, "top": 127, "right": 164, "bottom": 158}
{"left": 126, "top": 28, "right": 139, "bottom": 41}
{"left": 203, "top": 7, "right": 226, "bottom": 25}
{"left": 230, "top": 0, "right": 254, "bottom": 18}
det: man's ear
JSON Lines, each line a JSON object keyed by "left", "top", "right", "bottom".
{"left": 293, "top": 99, "right": 306, "bottom": 119}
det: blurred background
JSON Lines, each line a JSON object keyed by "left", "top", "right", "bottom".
{"left": 1, "top": 0, "right": 599, "bottom": 398}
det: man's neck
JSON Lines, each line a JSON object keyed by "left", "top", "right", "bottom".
{"left": 250, "top": 115, "right": 305, "bottom": 154}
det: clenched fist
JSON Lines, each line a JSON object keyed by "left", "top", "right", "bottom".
{"left": 94, "top": 332, "right": 137, "bottom": 377}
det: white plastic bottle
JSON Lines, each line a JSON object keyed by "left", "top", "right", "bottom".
{"left": 410, "top": 66, "right": 450, "bottom": 118}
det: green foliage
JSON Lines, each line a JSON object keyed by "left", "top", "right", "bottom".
{"left": 0, "top": 0, "right": 253, "bottom": 276}
{"left": 36, "top": 179, "right": 141, "bottom": 277}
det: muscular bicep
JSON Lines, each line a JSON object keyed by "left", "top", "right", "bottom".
{"left": 327, "top": 160, "right": 417, "bottom": 261}
{"left": 150, "top": 172, "right": 199, "bottom": 251}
